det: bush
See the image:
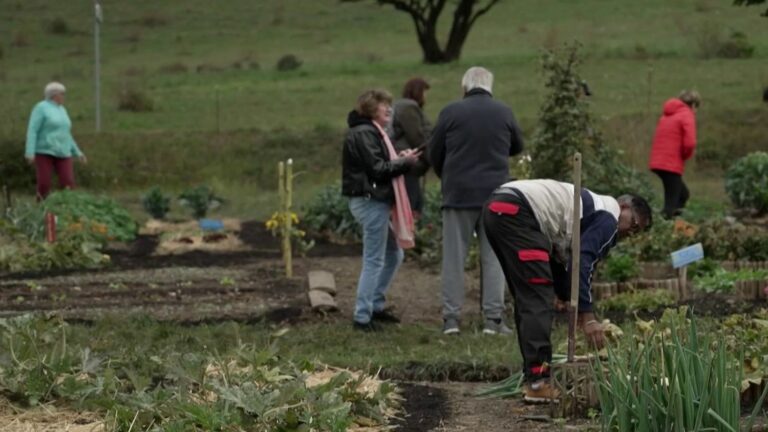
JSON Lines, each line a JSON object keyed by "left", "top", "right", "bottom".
{"left": 117, "top": 88, "right": 154, "bottom": 112}
{"left": 142, "top": 187, "right": 171, "bottom": 220}
{"left": 725, "top": 151, "right": 768, "bottom": 214}
{"left": 302, "top": 183, "right": 360, "bottom": 242}
{"left": 0, "top": 138, "right": 34, "bottom": 192}
{"left": 276, "top": 54, "right": 302, "bottom": 71}
{"left": 717, "top": 31, "right": 755, "bottom": 59}
{"left": 47, "top": 17, "right": 69, "bottom": 35}
{"left": 39, "top": 190, "right": 137, "bottom": 242}
{"left": 529, "top": 44, "right": 652, "bottom": 199}
{"left": 179, "top": 185, "right": 222, "bottom": 219}
{"left": 600, "top": 253, "right": 639, "bottom": 282}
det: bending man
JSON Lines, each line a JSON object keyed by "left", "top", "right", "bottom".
{"left": 481, "top": 179, "right": 652, "bottom": 403}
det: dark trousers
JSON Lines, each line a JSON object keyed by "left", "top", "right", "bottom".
{"left": 653, "top": 169, "right": 689, "bottom": 219}
{"left": 404, "top": 173, "right": 424, "bottom": 214}
{"left": 35, "top": 154, "right": 75, "bottom": 200}
{"left": 482, "top": 190, "right": 567, "bottom": 381}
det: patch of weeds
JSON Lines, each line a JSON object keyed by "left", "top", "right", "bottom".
{"left": 277, "top": 54, "right": 302, "bottom": 71}
{"left": 46, "top": 17, "right": 69, "bottom": 35}
{"left": 117, "top": 88, "right": 154, "bottom": 112}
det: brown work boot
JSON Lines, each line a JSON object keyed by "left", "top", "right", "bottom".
{"left": 523, "top": 379, "right": 560, "bottom": 404}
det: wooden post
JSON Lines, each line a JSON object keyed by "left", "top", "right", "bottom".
{"left": 284, "top": 159, "right": 293, "bottom": 278}
{"left": 678, "top": 266, "right": 687, "bottom": 301}
{"left": 278, "top": 161, "right": 287, "bottom": 276}
{"left": 568, "top": 152, "right": 582, "bottom": 363}
{"left": 45, "top": 212, "right": 56, "bottom": 243}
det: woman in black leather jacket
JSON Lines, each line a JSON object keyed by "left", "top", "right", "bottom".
{"left": 341, "top": 89, "right": 420, "bottom": 332}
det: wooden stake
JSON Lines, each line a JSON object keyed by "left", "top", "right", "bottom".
{"left": 278, "top": 161, "right": 287, "bottom": 276}
{"left": 568, "top": 152, "right": 582, "bottom": 363}
{"left": 284, "top": 159, "right": 293, "bottom": 278}
{"left": 678, "top": 265, "right": 687, "bottom": 301}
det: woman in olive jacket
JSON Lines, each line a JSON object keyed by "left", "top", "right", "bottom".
{"left": 341, "top": 89, "right": 421, "bottom": 332}
{"left": 390, "top": 78, "right": 431, "bottom": 215}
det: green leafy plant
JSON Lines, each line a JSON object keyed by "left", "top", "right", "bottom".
{"left": 594, "top": 309, "right": 768, "bottom": 432}
{"left": 7, "top": 190, "right": 137, "bottom": 243}
{"left": 0, "top": 315, "right": 402, "bottom": 431}
{"left": 600, "top": 253, "right": 639, "bottom": 282}
{"left": 529, "top": 43, "right": 653, "bottom": 199}
{"left": 179, "top": 185, "right": 223, "bottom": 219}
{"left": 725, "top": 151, "right": 768, "bottom": 214}
{"left": 301, "top": 183, "right": 360, "bottom": 243}
{"left": 141, "top": 186, "right": 171, "bottom": 220}
{"left": 693, "top": 268, "right": 768, "bottom": 294}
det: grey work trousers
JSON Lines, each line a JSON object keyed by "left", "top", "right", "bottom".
{"left": 441, "top": 208, "right": 506, "bottom": 321}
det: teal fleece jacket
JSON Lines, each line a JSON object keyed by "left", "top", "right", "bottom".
{"left": 25, "top": 100, "right": 83, "bottom": 159}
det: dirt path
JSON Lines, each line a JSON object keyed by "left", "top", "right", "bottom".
{"left": 397, "top": 382, "right": 593, "bottom": 432}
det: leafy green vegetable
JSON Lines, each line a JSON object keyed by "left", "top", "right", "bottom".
{"left": 141, "top": 186, "right": 171, "bottom": 219}
{"left": 179, "top": 185, "right": 223, "bottom": 219}
{"left": 694, "top": 268, "right": 768, "bottom": 294}
{"left": 725, "top": 151, "right": 768, "bottom": 214}
{"left": 599, "top": 289, "right": 676, "bottom": 312}
{"left": 600, "top": 253, "right": 639, "bottom": 282}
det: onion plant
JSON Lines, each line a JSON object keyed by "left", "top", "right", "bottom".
{"left": 594, "top": 312, "right": 768, "bottom": 431}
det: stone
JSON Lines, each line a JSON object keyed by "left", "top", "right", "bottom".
{"left": 308, "top": 289, "right": 337, "bottom": 312}
{"left": 308, "top": 270, "right": 336, "bottom": 296}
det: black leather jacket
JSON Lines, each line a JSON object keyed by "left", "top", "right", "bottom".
{"left": 341, "top": 110, "right": 410, "bottom": 203}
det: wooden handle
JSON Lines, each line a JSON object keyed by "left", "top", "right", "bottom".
{"left": 567, "top": 152, "right": 582, "bottom": 362}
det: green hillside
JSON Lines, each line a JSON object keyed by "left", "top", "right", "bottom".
{"left": 2, "top": 0, "right": 767, "bottom": 216}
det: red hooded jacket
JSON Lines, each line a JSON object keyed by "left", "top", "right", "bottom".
{"left": 648, "top": 99, "right": 697, "bottom": 175}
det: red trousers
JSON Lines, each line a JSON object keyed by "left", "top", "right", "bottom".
{"left": 35, "top": 154, "right": 76, "bottom": 200}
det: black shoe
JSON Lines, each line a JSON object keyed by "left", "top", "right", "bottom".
{"left": 372, "top": 308, "right": 401, "bottom": 323}
{"left": 353, "top": 320, "right": 382, "bottom": 332}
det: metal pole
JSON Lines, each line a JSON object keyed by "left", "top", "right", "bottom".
{"left": 94, "top": 1, "right": 102, "bottom": 133}
{"left": 567, "top": 152, "right": 582, "bottom": 363}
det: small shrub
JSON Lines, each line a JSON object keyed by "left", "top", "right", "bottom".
{"left": 139, "top": 13, "right": 168, "bottom": 27}
{"left": 157, "top": 62, "right": 188, "bottom": 74}
{"left": 179, "top": 186, "right": 223, "bottom": 219}
{"left": 717, "top": 31, "right": 755, "bottom": 59}
{"left": 47, "top": 17, "right": 69, "bottom": 35}
{"left": 302, "top": 183, "right": 360, "bottom": 243}
{"left": 117, "top": 88, "right": 154, "bottom": 112}
{"left": 600, "top": 254, "right": 639, "bottom": 282}
{"left": 142, "top": 187, "right": 171, "bottom": 220}
{"left": 725, "top": 151, "right": 768, "bottom": 214}
{"left": 276, "top": 54, "right": 302, "bottom": 71}
{"left": 0, "top": 138, "right": 35, "bottom": 191}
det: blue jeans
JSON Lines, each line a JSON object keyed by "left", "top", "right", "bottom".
{"left": 349, "top": 197, "right": 404, "bottom": 324}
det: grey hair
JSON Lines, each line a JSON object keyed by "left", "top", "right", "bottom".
{"left": 44, "top": 82, "right": 66, "bottom": 99}
{"left": 678, "top": 89, "right": 701, "bottom": 108}
{"left": 461, "top": 66, "right": 493, "bottom": 94}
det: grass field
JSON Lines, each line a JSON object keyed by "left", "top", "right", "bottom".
{"left": 2, "top": 0, "right": 767, "bottom": 218}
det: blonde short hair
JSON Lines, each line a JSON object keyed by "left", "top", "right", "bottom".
{"left": 44, "top": 82, "right": 66, "bottom": 99}
{"left": 678, "top": 90, "right": 701, "bottom": 108}
{"left": 355, "top": 89, "right": 392, "bottom": 118}
{"left": 461, "top": 66, "right": 493, "bottom": 94}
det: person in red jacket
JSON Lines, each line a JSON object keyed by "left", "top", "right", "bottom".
{"left": 648, "top": 90, "right": 700, "bottom": 219}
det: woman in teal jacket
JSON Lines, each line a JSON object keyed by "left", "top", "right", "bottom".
{"left": 25, "top": 82, "right": 87, "bottom": 199}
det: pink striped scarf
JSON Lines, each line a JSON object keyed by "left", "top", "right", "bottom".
{"left": 372, "top": 122, "right": 415, "bottom": 249}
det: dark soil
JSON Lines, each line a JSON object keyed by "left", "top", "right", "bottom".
{"left": 395, "top": 383, "right": 449, "bottom": 432}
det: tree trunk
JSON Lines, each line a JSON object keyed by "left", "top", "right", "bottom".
{"left": 416, "top": 22, "right": 449, "bottom": 63}
{"left": 443, "top": 0, "right": 475, "bottom": 62}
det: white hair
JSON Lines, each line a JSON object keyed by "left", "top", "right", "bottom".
{"left": 44, "top": 82, "right": 66, "bottom": 99}
{"left": 461, "top": 66, "right": 493, "bottom": 94}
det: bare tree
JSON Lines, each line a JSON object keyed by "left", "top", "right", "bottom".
{"left": 343, "top": 0, "right": 503, "bottom": 63}
{"left": 733, "top": 0, "right": 768, "bottom": 16}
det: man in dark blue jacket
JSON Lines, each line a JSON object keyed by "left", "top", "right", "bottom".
{"left": 429, "top": 66, "right": 524, "bottom": 335}
{"left": 482, "top": 179, "right": 652, "bottom": 403}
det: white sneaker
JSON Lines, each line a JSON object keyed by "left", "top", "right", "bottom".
{"left": 483, "top": 319, "right": 513, "bottom": 335}
{"left": 443, "top": 318, "right": 460, "bottom": 335}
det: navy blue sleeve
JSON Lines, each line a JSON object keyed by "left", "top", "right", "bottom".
{"left": 576, "top": 211, "right": 618, "bottom": 312}
{"left": 428, "top": 109, "right": 449, "bottom": 178}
